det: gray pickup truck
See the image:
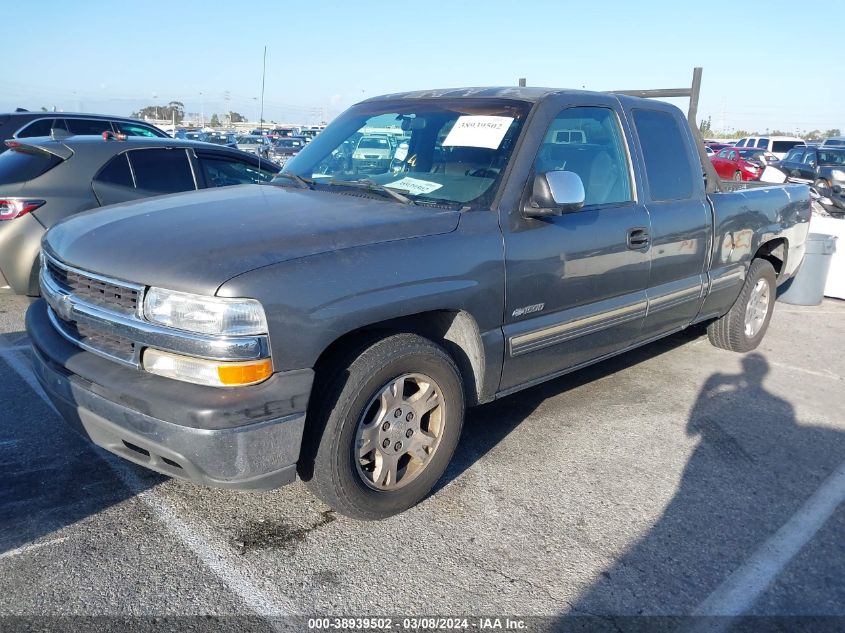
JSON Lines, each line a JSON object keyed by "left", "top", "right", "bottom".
{"left": 27, "top": 85, "right": 811, "bottom": 519}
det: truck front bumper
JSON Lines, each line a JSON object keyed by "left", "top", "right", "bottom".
{"left": 26, "top": 299, "right": 313, "bottom": 491}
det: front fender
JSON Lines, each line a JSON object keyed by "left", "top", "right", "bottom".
{"left": 216, "top": 211, "right": 505, "bottom": 372}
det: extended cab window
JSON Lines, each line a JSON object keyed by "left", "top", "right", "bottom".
{"left": 197, "top": 153, "right": 277, "bottom": 186}
{"left": 535, "top": 106, "right": 632, "bottom": 206}
{"left": 127, "top": 149, "right": 195, "bottom": 194}
{"left": 632, "top": 109, "right": 694, "bottom": 201}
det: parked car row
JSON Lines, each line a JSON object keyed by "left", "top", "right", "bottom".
{"left": 0, "top": 110, "right": 168, "bottom": 155}
{"left": 0, "top": 128, "right": 280, "bottom": 294}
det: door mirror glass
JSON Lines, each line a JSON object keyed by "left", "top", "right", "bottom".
{"left": 524, "top": 170, "right": 585, "bottom": 218}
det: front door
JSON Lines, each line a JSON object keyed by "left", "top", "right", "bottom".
{"left": 499, "top": 99, "right": 651, "bottom": 392}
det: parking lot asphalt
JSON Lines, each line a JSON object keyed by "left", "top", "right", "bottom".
{"left": 0, "top": 292, "right": 843, "bottom": 628}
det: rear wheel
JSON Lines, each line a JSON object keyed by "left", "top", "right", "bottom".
{"left": 707, "top": 258, "right": 777, "bottom": 352}
{"left": 303, "top": 333, "right": 464, "bottom": 520}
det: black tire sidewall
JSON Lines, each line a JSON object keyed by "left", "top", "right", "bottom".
{"left": 738, "top": 259, "right": 777, "bottom": 350}
{"left": 316, "top": 335, "right": 464, "bottom": 518}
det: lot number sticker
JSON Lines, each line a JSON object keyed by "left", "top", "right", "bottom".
{"left": 442, "top": 115, "right": 514, "bottom": 149}
{"left": 387, "top": 177, "right": 443, "bottom": 195}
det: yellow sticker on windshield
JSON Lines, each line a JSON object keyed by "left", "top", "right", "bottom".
{"left": 442, "top": 116, "right": 514, "bottom": 149}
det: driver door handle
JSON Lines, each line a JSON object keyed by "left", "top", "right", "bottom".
{"left": 627, "top": 227, "right": 650, "bottom": 250}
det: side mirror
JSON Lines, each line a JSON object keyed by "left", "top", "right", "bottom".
{"left": 523, "top": 171, "right": 585, "bottom": 218}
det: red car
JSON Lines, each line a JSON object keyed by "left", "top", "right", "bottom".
{"left": 706, "top": 142, "right": 732, "bottom": 153}
{"left": 710, "top": 147, "right": 772, "bottom": 181}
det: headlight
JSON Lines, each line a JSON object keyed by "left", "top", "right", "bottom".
{"left": 831, "top": 169, "right": 845, "bottom": 181}
{"left": 143, "top": 287, "right": 268, "bottom": 336}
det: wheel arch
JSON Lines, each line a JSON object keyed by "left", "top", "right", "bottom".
{"left": 312, "top": 309, "right": 489, "bottom": 408}
{"left": 754, "top": 237, "right": 788, "bottom": 279}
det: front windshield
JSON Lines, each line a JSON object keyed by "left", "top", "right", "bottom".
{"left": 818, "top": 150, "right": 845, "bottom": 166}
{"left": 278, "top": 98, "right": 530, "bottom": 207}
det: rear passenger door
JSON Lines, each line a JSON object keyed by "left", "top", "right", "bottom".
{"left": 499, "top": 96, "right": 652, "bottom": 392}
{"left": 627, "top": 107, "right": 711, "bottom": 340}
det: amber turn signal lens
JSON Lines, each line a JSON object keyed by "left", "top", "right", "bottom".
{"left": 217, "top": 358, "right": 273, "bottom": 386}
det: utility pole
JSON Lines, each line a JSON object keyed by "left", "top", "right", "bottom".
{"left": 259, "top": 46, "right": 267, "bottom": 132}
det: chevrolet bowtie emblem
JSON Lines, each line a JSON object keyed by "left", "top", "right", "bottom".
{"left": 56, "top": 293, "right": 74, "bottom": 321}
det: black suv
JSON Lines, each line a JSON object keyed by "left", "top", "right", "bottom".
{"left": 0, "top": 110, "right": 167, "bottom": 154}
{"left": 779, "top": 146, "right": 845, "bottom": 216}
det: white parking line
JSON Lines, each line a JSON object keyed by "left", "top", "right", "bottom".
{"left": 0, "top": 536, "right": 69, "bottom": 560}
{"left": 766, "top": 359, "right": 842, "bottom": 381}
{"left": 0, "top": 343, "right": 296, "bottom": 623}
{"left": 692, "top": 459, "right": 845, "bottom": 622}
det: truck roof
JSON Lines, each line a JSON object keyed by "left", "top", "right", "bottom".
{"left": 361, "top": 86, "right": 677, "bottom": 114}
{"left": 362, "top": 86, "right": 600, "bottom": 103}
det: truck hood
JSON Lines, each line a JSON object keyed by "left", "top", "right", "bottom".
{"left": 43, "top": 184, "right": 460, "bottom": 295}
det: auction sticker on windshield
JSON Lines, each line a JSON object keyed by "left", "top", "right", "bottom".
{"left": 443, "top": 115, "right": 514, "bottom": 149}
{"left": 387, "top": 177, "right": 443, "bottom": 195}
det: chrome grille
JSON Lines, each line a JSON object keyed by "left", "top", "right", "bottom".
{"left": 45, "top": 257, "right": 139, "bottom": 315}
{"left": 51, "top": 311, "right": 136, "bottom": 364}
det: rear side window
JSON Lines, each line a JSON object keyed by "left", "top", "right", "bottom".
{"left": 0, "top": 148, "right": 63, "bottom": 185}
{"left": 127, "top": 149, "right": 195, "bottom": 194}
{"left": 756, "top": 138, "right": 769, "bottom": 148}
{"left": 94, "top": 153, "right": 134, "bottom": 188}
{"left": 632, "top": 109, "right": 694, "bottom": 201}
{"left": 16, "top": 118, "right": 67, "bottom": 138}
{"left": 65, "top": 118, "right": 111, "bottom": 135}
{"left": 112, "top": 121, "right": 166, "bottom": 138}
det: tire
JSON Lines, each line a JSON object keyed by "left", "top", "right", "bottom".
{"left": 814, "top": 178, "right": 831, "bottom": 192}
{"left": 303, "top": 333, "right": 464, "bottom": 520}
{"left": 707, "top": 258, "right": 777, "bottom": 353}
{"left": 733, "top": 171, "right": 743, "bottom": 181}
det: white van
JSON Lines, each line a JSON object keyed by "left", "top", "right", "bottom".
{"left": 734, "top": 136, "right": 805, "bottom": 159}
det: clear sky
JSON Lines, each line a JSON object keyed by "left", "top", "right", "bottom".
{"left": 3, "top": 0, "right": 841, "bottom": 134}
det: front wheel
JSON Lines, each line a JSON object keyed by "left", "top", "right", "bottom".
{"left": 303, "top": 334, "right": 464, "bottom": 520}
{"left": 707, "top": 258, "right": 777, "bottom": 352}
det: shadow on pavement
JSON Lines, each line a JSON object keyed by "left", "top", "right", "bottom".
{"left": 0, "top": 332, "right": 162, "bottom": 555}
{"left": 435, "top": 326, "right": 707, "bottom": 494}
{"left": 552, "top": 353, "right": 845, "bottom": 630}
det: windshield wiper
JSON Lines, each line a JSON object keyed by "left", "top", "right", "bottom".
{"left": 274, "top": 172, "right": 314, "bottom": 189}
{"left": 325, "top": 179, "right": 415, "bottom": 205}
